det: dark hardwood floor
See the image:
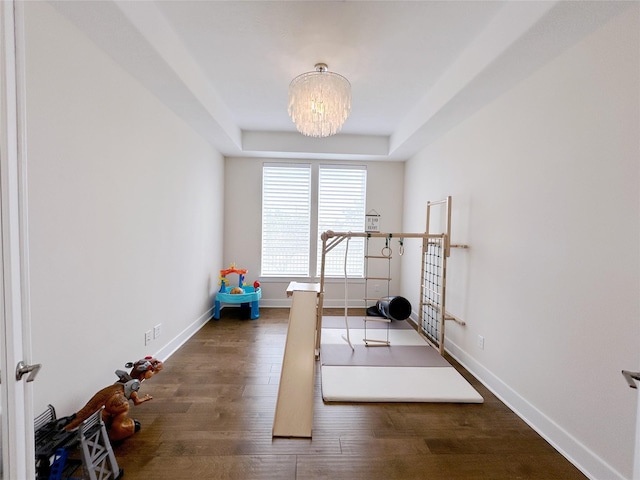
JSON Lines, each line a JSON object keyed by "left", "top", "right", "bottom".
{"left": 113, "top": 308, "right": 586, "bottom": 479}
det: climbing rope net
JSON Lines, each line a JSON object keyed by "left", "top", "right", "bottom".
{"left": 420, "top": 236, "right": 446, "bottom": 352}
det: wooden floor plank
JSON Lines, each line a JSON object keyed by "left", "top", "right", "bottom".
{"left": 114, "top": 307, "right": 586, "bottom": 480}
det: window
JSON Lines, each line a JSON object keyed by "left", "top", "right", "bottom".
{"left": 316, "top": 166, "right": 366, "bottom": 277}
{"left": 261, "top": 164, "right": 311, "bottom": 276}
{"left": 261, "top": 164, "right": 367, "bottom": 278}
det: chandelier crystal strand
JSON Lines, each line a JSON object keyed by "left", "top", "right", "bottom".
{"left": 288, "top": 63, "right": 351, "bottom": 138}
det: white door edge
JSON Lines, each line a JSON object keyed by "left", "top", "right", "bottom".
{"left": 0, "top": 1, "right": 34, "bottom": 478}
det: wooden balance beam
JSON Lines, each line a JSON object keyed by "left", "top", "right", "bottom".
{"left": 272, "top": 284, "right": 319, "bottom": 438}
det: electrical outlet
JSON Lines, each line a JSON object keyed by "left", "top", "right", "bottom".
{"left": 145, "top": 330, "right": 152, "bottom": 346}
{"left": 477, "top": 335, "right": 485, "bottom": 350}
{"left": 374, "top": 284, "right": 380, "bottom": 292}
{"left": 154, "top": 324, "right": 162, "bottom": 339}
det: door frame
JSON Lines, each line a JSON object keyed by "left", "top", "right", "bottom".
{"left": 1, "top": 1, "right": 34, "bottom": 478}
{"left": 635, "top": 388, "right": 640, "bottom": 479}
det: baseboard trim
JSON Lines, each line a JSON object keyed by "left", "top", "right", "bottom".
{"left": 445, "top": 338, "right": 625, "bottom": 480}
{"left": 154, "top": 307, "right": 213, "bottom": 362}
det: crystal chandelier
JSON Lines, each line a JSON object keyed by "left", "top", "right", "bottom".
{"left": 288, "top": 63, "right": 351, "bottom": 138}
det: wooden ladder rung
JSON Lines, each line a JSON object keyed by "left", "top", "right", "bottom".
{"left": 422, "top": 300, "right": 442, "bottom": 311}
{"left": 363, "top": 338, "right": 390, "bottom": 346}
{"left": 422, "top": 286, "right": 441, "bottom": 296}
{"left": 363, "top": 316, "right": 391, "bottom": 323}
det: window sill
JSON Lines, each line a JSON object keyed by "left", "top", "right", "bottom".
{"left": 258, "top": 276, "right": 365, "bottom": 284}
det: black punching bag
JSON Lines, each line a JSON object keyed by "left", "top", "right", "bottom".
{"left": 376, "top": 296, "right": 411, "bottom": 321}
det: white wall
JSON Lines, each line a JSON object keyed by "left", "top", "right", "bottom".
{"left": 224, "top": 157, "right": 404, "bottom": 307}
{"left": 19, "top": 2, "right": 638, "bottom": 477}
{"left": 23, "top": 2, "right": 224, "bottom": 415}
{"left": 401, "top": 9, "right": 639, "bottom": 479}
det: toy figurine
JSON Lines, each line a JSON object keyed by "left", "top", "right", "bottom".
{"left": 64, "top": 356, "right": 163, "bottom": 441}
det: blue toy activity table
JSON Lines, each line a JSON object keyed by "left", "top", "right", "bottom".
{"left": 214, "top": 285, "right": 262, "bottom": 320}
{"left": 214, "top": 264, "right": 261, "bottom": 320}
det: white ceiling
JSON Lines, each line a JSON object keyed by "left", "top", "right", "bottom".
{"left": 50, "top": 0, "right": 631, "bottom": 162}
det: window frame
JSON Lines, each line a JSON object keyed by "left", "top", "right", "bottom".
{"left": 316, "top": 164, "right": 367, "bottom": 278}
{"left": 260, "top": 163, "right": 367, "bottom": 280}
{"left": 260, "top": 163, "right": 312, "bottom": 277}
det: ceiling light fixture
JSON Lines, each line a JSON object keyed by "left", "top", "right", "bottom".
{"left": 288, "top": 63, "right": 351, "bottom": 138}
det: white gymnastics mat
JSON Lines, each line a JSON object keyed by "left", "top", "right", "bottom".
{"left": 321, "top": 366, "right": 483, "bottom": 403}
{"left": 320, "top": 319, "right": 483, "bottom": 404}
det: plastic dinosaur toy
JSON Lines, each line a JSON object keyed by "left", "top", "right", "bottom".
{"left": 64, "top": 356, "right": 163, "bottom": 441}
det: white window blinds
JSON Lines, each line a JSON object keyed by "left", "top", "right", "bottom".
{"left": 261, "top": 165, "right": 311, "bottom": 276}
{"left": 316, "top": 166, "right": 366, "bottom": 277}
